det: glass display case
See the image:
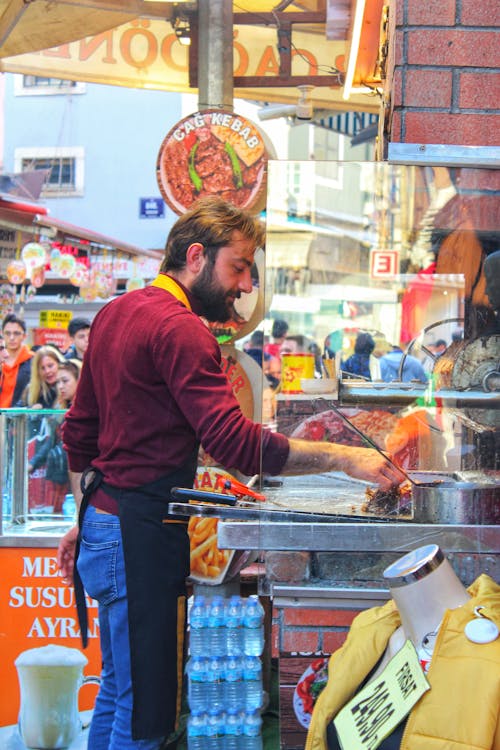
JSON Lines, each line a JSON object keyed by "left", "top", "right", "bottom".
{"left": 0, "top": 408, "right": 75, "bottom": 543}
{"left": 169, "top": 159, "right": 499, "bottom": 580}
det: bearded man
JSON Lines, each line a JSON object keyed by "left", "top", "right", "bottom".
{"left": 57, "top": 197, "right": 403, "bottom": 750}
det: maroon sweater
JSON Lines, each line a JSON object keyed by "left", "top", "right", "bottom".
{"left": 63, "top": 280, "right": 289, "bottom": 505}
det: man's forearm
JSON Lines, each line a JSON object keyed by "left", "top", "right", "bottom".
{"left": 282, "top": 439, "right": 406, "bottom": 489}
{"left": 283, "top": 439, "right": 352, "bottom": 476}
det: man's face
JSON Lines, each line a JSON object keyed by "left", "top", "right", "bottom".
{"left": 191, "top": 231, "right": 255, "bottom": 323}
{"left": 72, "top": 328, "right": 89, "bottom": 357}
{"left": 3, "top": 322, "right": 26, "bottom": 355}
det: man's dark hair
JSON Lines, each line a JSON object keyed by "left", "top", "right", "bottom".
{"left": 434, "top": 339, "right": 447, "bottom": 348}
{"left": 249, "top": 330, "right": 264, "bottom": 348}
{"left": 68, "top": 317, "right": 91, "bottom": 337}
{"left": 2, "top": 313, "right": 26, "bottom": 332}
{"left": 354, "top": 332, "right": 375, "bottom": 355}
{"left": 271, "top": 319, "right": 289, "bottom": 339}
{"left": 160, "top": 196, "right": 265, "bottom": 273}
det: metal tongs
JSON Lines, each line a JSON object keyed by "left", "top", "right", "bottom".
{"left": 170, "top": 480, "right": 266, "bottom": 507}
{"left": 319, "top": 399, "right": 443, "bottom": 488}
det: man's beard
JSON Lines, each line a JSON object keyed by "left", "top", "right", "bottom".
{"left": 191, "top": 262, "right": 238, "bottom": 323}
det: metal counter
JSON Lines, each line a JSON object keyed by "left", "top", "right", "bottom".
{"left": 217, "top": 521, "right": 500, "bottom": 553}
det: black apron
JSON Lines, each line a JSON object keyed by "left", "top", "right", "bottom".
{"left": 74, "top": 452, "right": 197, "bottom": 740}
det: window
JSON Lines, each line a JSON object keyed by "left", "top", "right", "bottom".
{"left": 14, "top": 74, "right": 86, "bottom": 96}
{"left": 15, "top": 147, "right": 85, "bottom": 197}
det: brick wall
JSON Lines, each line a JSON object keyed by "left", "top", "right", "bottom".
{"left": 272, "top": 604, "right": 358, "bottom": 658}
{"left": 385, "top": 0, "right": 500, "bottom": 146}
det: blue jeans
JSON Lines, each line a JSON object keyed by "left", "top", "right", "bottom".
{"left": 77, "top": 506, "right": 165, "bottom": 750}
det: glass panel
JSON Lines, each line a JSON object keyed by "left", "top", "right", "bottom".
{"left": 244, "top": 160, "right": 499, "bottom": 592}
{"left": 1, "top": 408, "right": 75, "bottom": 536}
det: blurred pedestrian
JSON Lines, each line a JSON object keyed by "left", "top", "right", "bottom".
{"left": 64, "top": 317, "right": 91, "bottom": 361}
{"left": 0, "top": 313, "right": 33, "bottom": 407}
{"left": 46, "top": 359, "right": 83, "bottom": 514}
{"left": 342, "top": 332, "right": 375, "bottom": 381}
{"left": 264, "top": 318, "right": 289, "bottom": 359}
{"left": 380, "top": 344, "right": 427, "bottom": 383}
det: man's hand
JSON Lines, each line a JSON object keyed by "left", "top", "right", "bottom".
{"left": 57, "top": 525, "right": 79, "bottom": 585}
{"left": 341, "top": 447, "right": 407, "bottom": 489}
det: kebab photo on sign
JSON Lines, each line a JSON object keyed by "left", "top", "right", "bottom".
{"left": 156, "top": 109, "right": 272, "bottom": 217}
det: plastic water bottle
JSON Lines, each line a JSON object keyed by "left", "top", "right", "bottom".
{"left": 207, "top": 595, "right": 227, "bottom": 656}
{"left": 187, "top": 656, "right": 208, "bottom": 712}
{"left": 62, "top": 493, "right": 76, "bottom": 521}
{"left": 226, "top": 595, "right": 244, "bottom": 656}
{"left": 189, "top": 595, "right": 208, "bottom": 656}
{"left": 224, "top": 707, "right": 243, "bottom": 750}
{"left": 243, "top": 596, "right": 264, "bottom": 656}
{"left": 224, "top": 656, "right": 243, "bottom": 711}
{"left": 241, "top": 709, "right": 263, "bottom": 750}
{"left": 187, "top": 709, "right": 207, "bottom": 750}
{"left": 206, "top": 707, "right": 225, "bottom": 749}
{"left": 206, "top": 656, "right": 225, "bottom": 711}
{"left": 243, "top": 656, "right": 262, "bottom": 711}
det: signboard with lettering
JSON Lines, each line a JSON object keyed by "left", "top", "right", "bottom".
{"left": 0, "top": 21, "right": 376, "bottom": 113}
{"left": 157, "top": 109, "right": 274, "bottom": 216}
{"left": 0, "top": 547, "right": 101, "bottom": 729}
{"left": 39, "top": 310, "right": 72, "bottom": 328}
{"left": 370, "top": 249, "right": 399, "bottom": 279}
{"left": 139, "top": 197, "right": 165, "bottom": 219}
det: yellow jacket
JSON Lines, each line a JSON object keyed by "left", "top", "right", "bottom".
{"left": 306, "top": 574, "right": 500, "bottom": 750}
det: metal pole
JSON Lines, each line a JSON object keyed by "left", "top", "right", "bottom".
{"left": 197, "top": 0, "right": 233, "bottom": 111}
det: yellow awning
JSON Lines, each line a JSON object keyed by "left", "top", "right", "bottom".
{"left": 0, "top": 1, "right": 383, "bottom": 114}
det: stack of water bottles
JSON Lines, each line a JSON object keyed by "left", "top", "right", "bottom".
{"left": 187, "top": 593, "right": 265, "bottom": 749}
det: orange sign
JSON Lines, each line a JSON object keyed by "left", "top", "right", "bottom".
{"left": 0, "top": 547, "right": 101, "bottom": 728}
{"left": 156, "top": 109, "right": 274, "bottom": 215}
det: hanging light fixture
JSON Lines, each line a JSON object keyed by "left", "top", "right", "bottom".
{"left": 171, "top": 5, "right": 191, "bottom": 46}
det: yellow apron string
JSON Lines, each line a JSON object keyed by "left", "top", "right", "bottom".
{"left": 151, "top": 274, "right": 192, "bottom": 311}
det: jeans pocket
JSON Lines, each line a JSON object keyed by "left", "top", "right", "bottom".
{"left": 77, "top": 537, "right": 120, "bottom": 605}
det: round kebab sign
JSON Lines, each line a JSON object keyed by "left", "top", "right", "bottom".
{"left": 156, "top": 109, "right": 273, "bottom": 215}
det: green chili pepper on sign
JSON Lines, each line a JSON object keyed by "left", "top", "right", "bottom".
{"left": 224, "top": 142, "right": 243, "bottom": 189}
{"left": 188, "top": 142, "right": 203, "bottom": 192}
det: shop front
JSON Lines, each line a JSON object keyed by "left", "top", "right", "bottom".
{"left": 171, "top": 157, "right": 499, "bottom": 749}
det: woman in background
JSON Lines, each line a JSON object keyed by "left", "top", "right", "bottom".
{"left": 55, "top": 359, "right": 82, "bottom": 409}
{"left": 21, "top": 346, "right": 65, "bottom": 511}
{"left": 20, "top": 345, "right": 65, "bottom": 408}
{"left": 46, "top": 359, "right": 82, "bottom": 513}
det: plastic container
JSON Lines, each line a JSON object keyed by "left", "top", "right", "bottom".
{"left": 224, "top": 707, "right": 243, "bottom": 750}
{"left": 206, "top": 707, "right": 225, "bottom": 749}
{"left": 224, "top": 656, "right": 243, "bottom": 711}
{"left": 243, "top": 656, "right": 262, "bottom": 711}
{"left": 226, "top": 595, "right": 244, "bottom": 656}
{"left": 187, "top": 709, "right": 207, "bottom": 750}
{"left": 243, "top": 596, "right": 264, "bottom": 656}
{"left": 187, "top": 656, "right": 209, "bottom": 712}
{"left": 207, "top": 595, "right": 227, "bottom": 657}
{"left": 206, "top": 656, "right": 225, "bottom": 711}
{"left": 241, "top": 709, "right": 263, "bottom": 750}
{"left": 189, "top": 595, "right": 208, "bottom": 656}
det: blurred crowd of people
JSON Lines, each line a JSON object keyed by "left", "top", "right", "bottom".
{"left": 0, "top": 313, "right": 90, "bottom": 515}
{"left": 243, "top": 318, "right": 451, "bottom": 393}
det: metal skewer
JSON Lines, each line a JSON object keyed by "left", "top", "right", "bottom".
{"left": 318, "top": 399, "right": 442, "bottom": 487}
